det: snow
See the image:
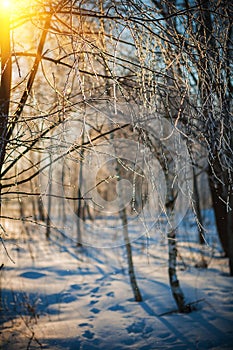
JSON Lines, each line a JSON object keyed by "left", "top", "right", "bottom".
{"left": 1, "top": 211, "right": 233, "bottom": 349}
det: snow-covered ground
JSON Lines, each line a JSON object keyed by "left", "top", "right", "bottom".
{"left": 1, "top": 210, "right": 233, "bottom": 349}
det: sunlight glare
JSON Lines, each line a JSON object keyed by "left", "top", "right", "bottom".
{"left": 1, "top": 0, "right": 10, "bottom": 8}
{"left": 0, "top": 0, "right": 12, "bottom": 15}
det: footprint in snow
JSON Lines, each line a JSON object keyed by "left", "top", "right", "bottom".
{"left": 126, "top": 320, "right": 145, "bottom": 334}
{"left": 108, "top": 304, "right": 125, "bottom": 312}
{"left": 90, "top": 287, "right": 99, "bottom": 293}
{"left": 19, "top": 271, "right": 47, "bottom": 279}
{"left": 70, "top": 284, "right": 82, "bottom": 291}
{"left": 90, "top": 307, "right": 100, "bottom": 314}
{"left": 79, "top": 323, "right": 93, "bottom": 328}
{"left": 62, "top": 293, "right": 77, "bottom": 303}
{"left": 82, "top": 330, "right": 95, "bottom": 339}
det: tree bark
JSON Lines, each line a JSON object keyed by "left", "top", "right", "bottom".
{"left": 120, "top": 207, "right": 143, "bottom": 302}
{"left": 76, "top": 133, "right": 85, "bottom": 247}
{"left": 208, "top": 164, "right": 229, "bottom": 256}
{"left": 46, "top": 153, "right": 52, "bottom": 239}
{"left": 228, "top": 190, "right": 233, "bottom": 275}
{"left": 193, "top": 168, "right": 205, "bottom": 244}
{"left": 0, "top": 7, "right": 11, "bottom": 209}
{"left": 139, "top": 125, "right": 189, "bottom": 311}
{"left": 168, "top": 229, "right": 186, "bottom": 312}
{"left": 208, "top": 155, "right": 233, "bottom": 275}
{"left": 166, "top": 196, "right": 187, "bottom": 312}
{"left": 0, "top": 9, "right": 11, "bottom": 170}
{"left": 116, "top": 158, "right": 142, "bottom": 302}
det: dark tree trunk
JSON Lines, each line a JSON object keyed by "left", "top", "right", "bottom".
{"left": 38, "top": 196, "right": 45, "bottom": 222}
{"left": 193, "top": 169, "right": 205, "bottom": 244}
{"left": 228, "top": 192, "right": 233, "bottom": 275}
{"left": 0, "top": 11, "right": 11, "bottom": 161}
{"left": 0, "top": 9, "right": 11, "bottom": 210}
{"left": 30, "top": 181, "right": 37, "bottom": 220}
{"left": 208, "top": 161, "right": 233, "bottom": 275}
{"left": 208, "top": 165, "right": 229, "bottom": 257}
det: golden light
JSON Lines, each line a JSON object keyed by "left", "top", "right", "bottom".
{"left": 0, "top": 0, "right": 12, "bottom": 16}
{"left": 2, "top": 0, "right": 10, "bottom": 5}
{"left": 0, "top": 0, "right": 36, "bottom": 25}
{"left": 0, "top": 0, "right": 30, "bottom": 15}
{"left": 1, "top": 0, "right": 11, "bottom": 9}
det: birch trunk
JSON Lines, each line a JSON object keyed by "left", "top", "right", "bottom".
{"left": 119, "top": 207, "right": 142, "bottom": 302}
{"left": 167, "top": 229, "right": 186, "bottom": 311}
{"left": 144, "top": 125, "right": 189, "bottom": 312}
{"left": 76, "top": 133, "right": 85, "bottom": 247}
{"left": 166, "top": 186, "right": 187, "bottom": 312}
{"left": 46, "top": 153, "right": 52, "bottom": 239}
{"left": 116, "top": 159, "right": 142, "bottom": 302}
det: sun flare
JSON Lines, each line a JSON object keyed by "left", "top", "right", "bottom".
{"left": 0, "top": 0, "right": 12, "bottom": 15}
{"left": 1, "top": 0, "right": 31, "bottom": 14}
{"left": 2, "top": 0, "right": 10, "bottom": 5}
{"left": 0, "top": 0, "right": 37, "bottom": 23}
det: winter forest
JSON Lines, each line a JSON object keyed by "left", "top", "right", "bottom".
{"left": 0, "top": 0, "right": 232, "bottom": 349}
